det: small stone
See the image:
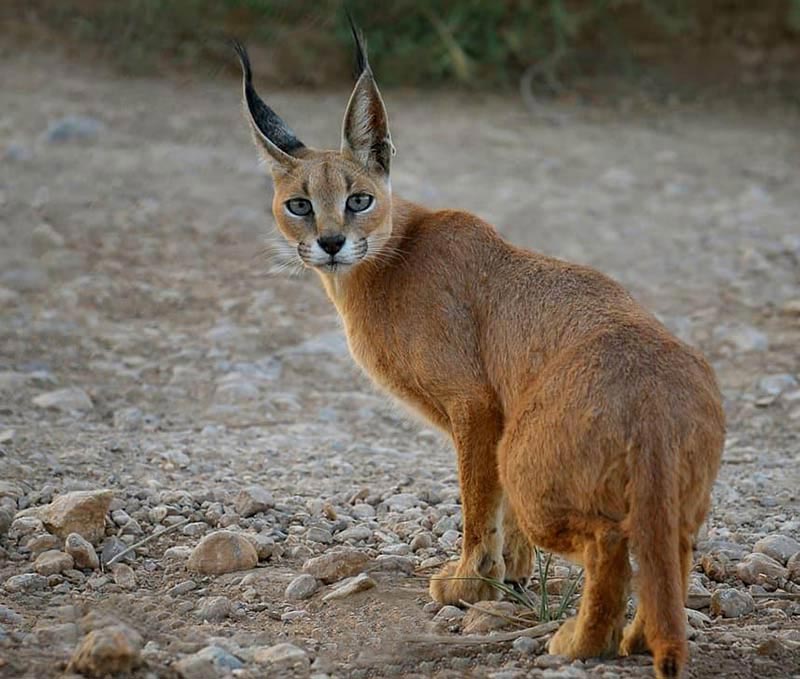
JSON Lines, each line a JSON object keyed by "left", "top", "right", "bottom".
{"left": 713, "top": 323, "right": 768, "bottom": 353}
{"left": 384, "top": 493, "right": 421, "bottom": 512}
{"left": 31, "top": 222, "right": 65, "bottom": 252}
{"left": 67, "top": 625, "right": 142, "bottom": 677}
{"left": 0, "top": 287, "right": 19, "bottom": 306}
{"left": 163, "top": 545, "right": 192, "bottom": 561}
{"left": 753, "top": 535, "right": 800, "bottom": 566}
{"left": 285, "top": 574, "right": 318, "bottom": 601}
{"left": 174, "top": 645, "right": 243, "bottom": 678}
{"left": 351, "top": 504, "right": 376, "bottom": 519}
{"left": 0, "top": 506, "right": 13, "bottom": 536}
{"left": 410, "top": 533, "right": 433, "bottom": 551}
{"left": 196, "top": 596, "right": 232, "bottom": 621}
{"left": 535, "top": 654, "right": 569, "bottom": 669}
{"left": 181, "top": 521, "right": 208, "bottom": 537}
{"left": 4, "top": 573, "right": 48, "bottom": 592}
{"left": 234, "top": 486, "right": 274, "bottom": 517}
{"left": 710, "top": 589, "right": 755, "bottom": 618}
{"left": 686, "top": 577, "right": 712, "bottom": 609}
{"left": 0, "top": 606, "right": 23, "bottom": 625}
{"left": 101, "top": 536, "right": 131, "bottom": 565}
{"left": 462, "top": 601, "right": 516, "bottom": 634}
{"left": 374, "top": 554, "right": 415, "bottom": 574}
{"left": 34, "top": 550, "right": 74, "bottom": 575}
{"left": 253, "top": 642, "right": 309, "bottom": 672}
{"left": 111, "top": 563, "right": 136, "bottom": 589}
{"left": 65, "top": 533, "right": 100, "bottom": 570}
{"left": 381, "top": 542, "right": 411, "bottom": 556}
{"left": 38, "top": 490, "right": 112, "bottom": 543}
{"left": 701, "top": 552, "right": 732, "bottom": 582}
{"left": 306, "top": 526, "right": 334, "bottom": 544}
{"left": 10, "top": 515, "right": 44, "bottom": 537}
{"left": 168, "top": 580, "right": 197, "bottom": 597}
{"left": 336, "top": 525, "right": 372, "bottom": 542}
{"left": 512, "top": 636, "right": 542, "bottom": 654}
{"left": 439, "top": 529, "right": 461, "bottom": 547}
{"left": 758, "top": 374, "right": 798, "bottom": 396}
{"left": 302, "top": 548, "right": 371, "bottom": 584}
{"left": 788, "top": 553, "right": 800, "bottom": 583}
{"left": 187, "top": 530, "right": 258, "bottom": 575}
{"left": 736, "top": 552, "right": 789, "bottom": 587}
{"left": 423, "top": 601, "right": 442, "bottom": 615}
{"left": 242, "top": 532, "right": 278, "bottom": 561}
{"left": 685, "top": 608, "right": 712, "bottom": 627}
{"left": 35, "top": 622, "right": 80, "bottom": 648}
{"left": 434, "top": 605, "right": 465, "bottom": 623}
{"left": 322, "top": 573, "right": 376, "bottom": 601}
{"left": 26, "top": 532, "right": 62, "bottom": 555}
{"left": 45, "top": 116, "right": 104, "bottom": 143}
{"left": 32, "top": 387, "right": 93, "bottom": 412}
{"left": 113, "top": 407, "right": 144, "bottom": 430}
{"left": 756, "top": 637, "right": 787, "bottom": 657}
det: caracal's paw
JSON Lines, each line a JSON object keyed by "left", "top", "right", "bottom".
{"left": 503, "top": 536, "right": 534, "bottom": 588}
{"left": 619, "top": 617, "right": 649, "bottom": 657}
{"left": 548, "top": 617, "right": 621, "bottom": 659}
{"left": 429, "top": 558, "right": 504, "bottom": 605}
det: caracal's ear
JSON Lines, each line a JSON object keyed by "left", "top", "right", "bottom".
{"left": 232, "top": 40, "right": 304, "bottom": 173}
{"left": 340, "top": 17, "right": 394, "bottom": 177}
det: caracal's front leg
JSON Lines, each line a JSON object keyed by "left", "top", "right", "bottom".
{"left": 429, "top": 399, "right": 505, "bottom": 605}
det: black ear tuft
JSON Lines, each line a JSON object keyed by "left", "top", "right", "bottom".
{"left": 231, "top": 39, "right": 305, "bottom": 156}
{"left": 345, "top": 11, "right": 369, "bottom": 79}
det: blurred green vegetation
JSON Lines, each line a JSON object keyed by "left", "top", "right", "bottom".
{"left": 4, "top": 0, "right": 800, "bottom": 92}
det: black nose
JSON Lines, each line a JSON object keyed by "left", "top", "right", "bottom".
{"left": 318, "top": 234, "right": 346, "bottom": 255}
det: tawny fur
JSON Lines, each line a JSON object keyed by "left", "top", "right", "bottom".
{"left": 234, "top": 33, "right": 725, "bottom": 679}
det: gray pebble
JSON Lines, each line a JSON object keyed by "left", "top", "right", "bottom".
{"left": 285, "top": 574, "right": 318, "bottom": 601}
{"left": 45, "top": 116, "right": 104, "bottom": 143}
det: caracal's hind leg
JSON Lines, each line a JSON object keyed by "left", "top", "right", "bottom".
{"left": 503, "top": 498, "right": 534, "bottom": 588}
{"left": 498, "top": 381, "right": 631, "bottom": 660}
{"left": 429, "top": 397, "right": 506, "bottom": 605}
{"left": 545, "top": 518, "right": 630, "bottom": 659}
{"left": 621, "top": 531, "right": 693, "bottom": 657}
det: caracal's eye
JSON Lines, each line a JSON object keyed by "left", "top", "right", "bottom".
{"left": 286, "top": 198, "right": 313, "bottom": 217}
{"left": 346, "top": 193, "right": 374, "bottom": 213}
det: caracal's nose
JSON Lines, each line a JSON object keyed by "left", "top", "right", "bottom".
{"left": 318, "top": 234, "right": 346, "bottom": 255}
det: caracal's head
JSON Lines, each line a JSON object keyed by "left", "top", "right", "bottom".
{"left": 233, "top": 26, "right": 394, "bottom": 275}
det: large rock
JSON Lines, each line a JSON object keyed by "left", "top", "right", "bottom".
{"left": 302, "top": 548, "right": 371, "bottom": 584}
{"left": 37, "top": 490, "right": 112, "bottom": 543}
{"left": 65, "top": 533, "right": 100, "bottom": 570}
{"left": 187, "top": 530, "right": 258, "bottom": 575}
{"left": 736, "top": 552, "right": 789, "bottom": 587}
{"left": 32, "top": 387, "right": 93, "bottom": 412}
{"left": 753, "top": 535, "right": 800, "bottom": 566}
{"left": 67, "top": 625, "right": 142, "bottom": 677}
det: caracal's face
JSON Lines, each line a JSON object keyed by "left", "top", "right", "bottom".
{"left": 271, "top": 150, "right": 392, "bottom": 274}
{"left": 234, "top": 35, "right": 394, "bottom": 276}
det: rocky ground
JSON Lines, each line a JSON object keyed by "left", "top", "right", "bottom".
{"left": 1, "top": 51, "right": 799, "bottom": 679}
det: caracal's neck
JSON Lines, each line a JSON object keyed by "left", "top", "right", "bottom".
{"left": 316, "top": 195, "right": 425, "bottom": 315}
